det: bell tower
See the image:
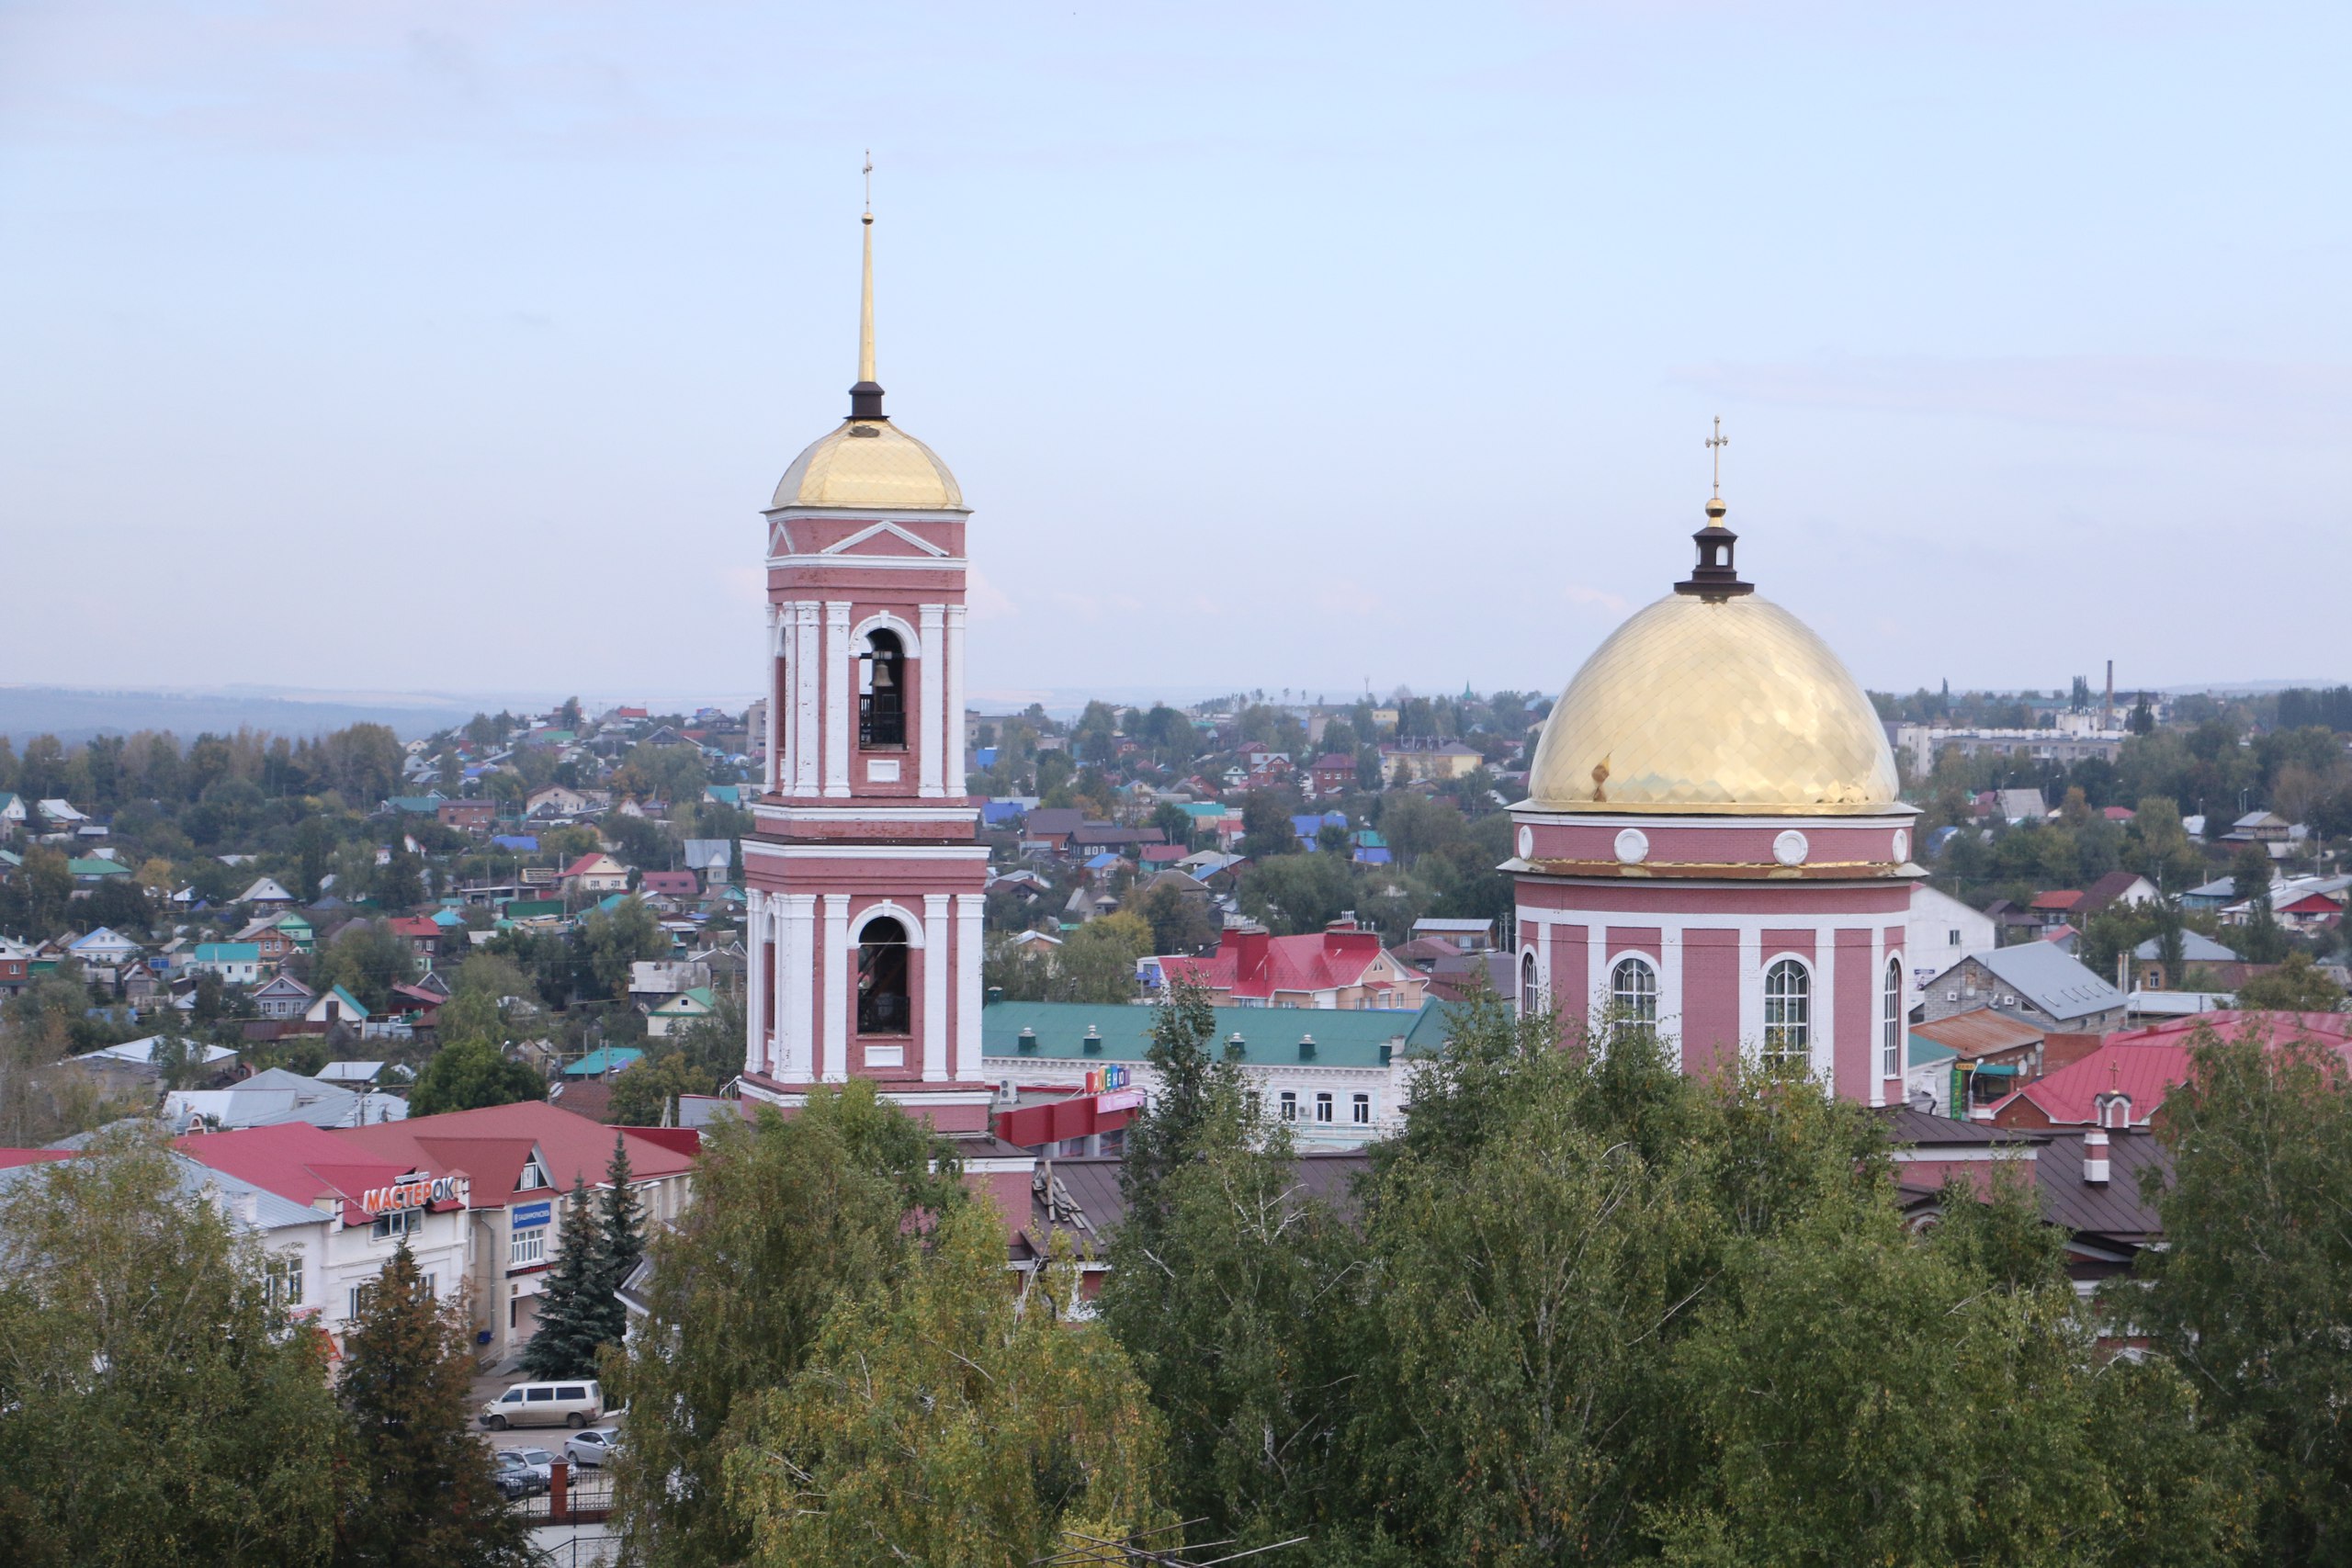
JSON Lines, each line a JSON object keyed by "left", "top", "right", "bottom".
{"left": 738, "top": 195, "right": 992, "bottom": 1132}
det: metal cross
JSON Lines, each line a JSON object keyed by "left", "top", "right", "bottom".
{"left": 863, "top": 151, "right": 873, "bottom": 214}
{"left": 1706, "top": 415, "right": 1728, "bottom": 499}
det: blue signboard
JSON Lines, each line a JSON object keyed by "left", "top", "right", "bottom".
{"left": 511, "top": 1201, "right": 552, "bottom": 1232}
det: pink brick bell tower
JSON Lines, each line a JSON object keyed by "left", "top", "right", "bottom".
{"left": 737, "top": 194, "right": 993, "bottom": 1134}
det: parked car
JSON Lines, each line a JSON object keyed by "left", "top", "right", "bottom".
{"left": 564, "top": 1427, "right": 623, "bottom": 1469}
{"left": 480, "top": 1380, "right": 604, "bottom": 1430}
{"left": 491, "top": 1450, "right": 548, "bottom": 1501}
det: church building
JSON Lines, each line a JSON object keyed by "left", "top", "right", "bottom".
{"left": 737, "top": 202, "right": 1006, "bottom": 1157}
{"left": 1509, "top": 475, "right": 1922, "bottom": 1106}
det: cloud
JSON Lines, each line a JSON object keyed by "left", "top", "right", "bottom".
{"left": 1563, "top": 583, "right": 1632, "bottom": 615}
{"left": 1668, "top": 355, "right": 2352, "bottom": 444}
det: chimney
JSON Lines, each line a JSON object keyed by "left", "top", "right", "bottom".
{"left": 1081, "top": 1025, "right": 1102, "bottom": 1055}
{"left": 2104, "top": 660, "right": 2115, "bottom": 728}
{"left": 1298, "top": 1032, "right": 1316, "bottom": 1061}
{"left": 2083, "top": 1126, "right": 2110, "bottom": 1185}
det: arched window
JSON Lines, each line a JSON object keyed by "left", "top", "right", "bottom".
{"left": 1519, "top": 950, "right": 1540, "bottom": 1016}
{"left": 858, "top": 629, "right": 906, "bottom": 748}
{"left": 1882, "top": 956, "right": 1905, "bottom": 1079}
{"left": 855, "top": 916, "right": 910, "bottom": 1035}
{"left": 1610, "top": 956, "right": 1657, "bottom": 1030}
{"left": 1762, "top": 959, "right": 1811, "bottom": 1067}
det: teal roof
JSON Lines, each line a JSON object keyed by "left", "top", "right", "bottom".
{"left": 194, "top": 942, "right": 263, "bottom": 964}
{"left": 653, "top": 987, "right": 715, "bottom": 1014}
{"left": 981, "top": 998, "right": 1448, "bottom": 1070}
{"left": 67, "top": 858, "right": 130, "bottom": 877}
{"left": 1180, "top": 802, "right": 1227, "bottom": 820}
{"left": 1907, "top": 1032, "right": 1958, "bottom": 1070}
{"left": 567, "top": 1044, "right": 644, "bottom": 1077}
{"left": 389, "top": 795, "right": 444, "bottom": 814}
{"left": 503, "top": 899, "right": 564, "bottom": 919}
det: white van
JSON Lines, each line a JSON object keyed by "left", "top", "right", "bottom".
{"left": 480, "top": 1379, "right": 603, "bottom": 1430}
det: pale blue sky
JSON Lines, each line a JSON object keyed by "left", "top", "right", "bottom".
{"left": 3, "top": 2, "right": 2345, "bottom": 709}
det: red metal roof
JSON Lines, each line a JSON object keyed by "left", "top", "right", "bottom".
{"left": 2010, "top": 1011, "right": 2352, "bottom": 1126}
{"left": 0, "top": 1149, "right": 78, "bottom": 1170}
{"left": 2030, "top": 889, "right": 2084, "bottom": 911}
{"left": 177, "top": 1122, "right": 421, "bottom": 1225}
{"left": 1159, "top": 923, "right": 1391, "bottom": 1000}
{"left": 330, "top": 1100, "right": 696, "bottom": 1209}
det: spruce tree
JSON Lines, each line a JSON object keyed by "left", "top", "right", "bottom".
{"left": 592, "top": 1134, "right": 645, "bottom": 1348}
{"left": 337, "top": 1241, "right": 527, "bottom": 1568}
{"left": 519, "top": 1177, "right": 607, "bottom": 1382}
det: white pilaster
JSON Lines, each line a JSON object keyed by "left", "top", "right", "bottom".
{"left": 821, "top": 894, "right": 850, "bottom": 1080}
{"left": 922, "top": 893, "right": 950, "bottom": 1080}
{"left": 955, "top": 893, "right": 983, "bottom": 1081}
{"left": 744, "top": 888, "right": 768, "bottom": 1077}
{"left": 1738, "top": 928, "right": 1761, "bottom": 1055}
{"left": 1814, "top": 929, "right": 1837, "bottom": 1089}
{"left": 1535, "top": 917, "right": 1553, "bottom": 1011}
{"left": 1870, "top": 926, "right": 1888, "bottom": 1107}
{"left": 763, "top": 606, "right": 781, "bottom": 795}
{"left": 781, "top": 894, "right": 816, "bottom": 1082}
{"left": 944, "top": 604, "right": 967, "bottom": 796}
{"left": 795, "top": 603, "right": 820, "bottom": 796}
{"left": 918, "top": 604, "right": 944, "bottom": 798}
{"left": 824, "top": 602, "right": 851, "bottom": 798}
{"left": 1661, "top": 921, "right": 1684, "bottom": 1062}
{"left": 1586, "top": 923, "right": 1606, "bottom": 1028}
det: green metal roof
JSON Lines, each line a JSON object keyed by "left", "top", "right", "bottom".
{"left": 568, "top": 1044, "right": 644, "bottom": 1077}
{"left": 67, "top": 858, "right": 130, "bottom": 877}
{"left": 1907, "top": 1032, "right": 1958, "bottom": 1069}
{"left": 980, "top": 998, "right": 1448, "bottom": 1070}
{"left": 193, "top": 942, "right": 262, "bottom": 963}
{"left": 503, "top": 899, "right": 565, "bottom": 919}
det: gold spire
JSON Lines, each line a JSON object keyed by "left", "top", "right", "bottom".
{"left": 849, "top": 152, "right": 886, "bottom": 420}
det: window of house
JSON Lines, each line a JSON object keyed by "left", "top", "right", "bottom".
{"left": 264, "top": 1253, "right": 303, "bottom": 1310}
{"left": 1351, "top": 1092, "right": 1372, "bottom": 1124}
{"left": 1610, "top": 956, "right": 1657, "bottom": 1029}
{"left": 1520, "top": 951, "right": 1540, "bottom": 1015}
{"left": 511, "top": 1227, "right": 547, "bottom": 1268}
{"left": 1315, "top": 1092, "right": 1333, "bottom": 1122}
{"left": 858, "top": 629, "right": 907, "bottom": 748}
{"left": 347, "top": 1282, "right": 375, "bottom": 1319}
{"left": 371, "top": 1208, "right": 420, "bottom": 1242}
{"left": 1762, "top": 959, "right": 1811, "bottom": 1067}
{"left": 1882, "top": 956, "right": 1903, "bottom": 1079}
{"left": 1949, "top": 929, "right": 1961, "bottom": 945}
{"left": 855, "top": 916, "right": 911, "bottom": 1034}
{"left": 517, "top": 1155, "right": 549, "bottom": 1191}
{"left": 1278, "top": 1091, "right": 1297, "bottom": 1122}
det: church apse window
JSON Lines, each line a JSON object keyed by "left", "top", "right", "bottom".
{"left": 1610, "top": 956, "right": 1657, "bottom": 1032}
{"left": 1519, "top": 951, "right": 1540, "bottom": 1016}
{"left": 1882, "top": 956, "right": 1904, "bottom": 1079}
{"left": 1761, "top": 958, "right": 1811, "bottom": 1068}
{"left": 858, "top": 629, "right": 907, "bottom": 748}
{"left": 855, "top": 916, "right": 911, "bottom": 1036}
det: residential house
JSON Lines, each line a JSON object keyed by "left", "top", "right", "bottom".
{"left": 627, "top": 959, "right": 711, "bottom": 1008}
{"left": 1905, "top": 886, "right": 1996, "bottom": 1001}
{"left": 187, "top": 942, "right": 266, "bottom": 986}
{"left": 1159, "top": 919, "right": 1429, "bottom": 1011}
{"left": 526, "top": 784, "right": 593, "bottom": 820}
{"left": 1377, "top": 739, "right": 1484, "bottom": 783}
{"left": 1910, "top": 1009, "right": 2054, "bottom": 1117}
{"left": 249, "top": 973, "right": 313, "bottom": 1019}
{"left": 304, "top": 985, "right": 370, "bottom": 1029}
{"left": 437, "top": 799, "right": 495, "bottom": 832}
{"left": 646, "top": 987, "right": 715, "bottom": 1038}
{"left": 66, "top": 926, "right": 142, "bottom": 969}
{"left": 2129, "top": 931, "right": 2240, "bottom": 992}
{"left": 1916, "top": 943, "right": 2129, "bottom": 1033}
{"left": 168, "top": 1066, "right": 408, "bottom": 1133}
{"left": 384, "top": 915, "right": 445, "bottom": 966}
{"left": 330, "top": 1100, "right": 698, "bottom": 1365}
{"left": 0, "top": 793, "right": 25, "bottom": 835}
{"left": 1306, "top": 754, "right": 1357, "bottom": 800}
{"left": 1408, "top": 917, "right": 1496, "bottom": 953}
{"left": 2218, "top": 810, "right": 2292, "bottom": 851}
{"left": 560, "top": 853, "right": 629, "bottom": 897}
{"left": 2075, "top": 870, "right": 2160, "bottom": 919}
{"left": 1020, "top": 807, "right": 1088, "bottom": 853}
{"left": 0, "top": 937, "right": 30, "bottom": 994}
{"left": 683, "top": 839, "right": 732, "bottom": 886}
{"left": 639, "top": 870, "right": 699, "bottom": 902}
{"left": 1993, "top": 1011, "right": 2352, "bottom": 1131}
{"left": 237, "top": 876, "right": 297, "bottom": 909}
{"left": 67, "top": 856, "right": 132, "bottom": 886}
{"left": 232, "top": 917, "right": 299, "bottom": 969}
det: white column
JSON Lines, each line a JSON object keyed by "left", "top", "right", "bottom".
{"left": 795, "top": 603, "right": 820, "bottom": 796}
{"left": 762, "top": 606, "right": 780, "bottom": 795}
{"left": 1815, "top": 928, "right": 1837, "bottom": 1089}
{"left": 821, "top": 895, "right": 850, "bottom": 1080}
{"left": 1738, "top": 928, "right": 1762, "bottom": 1058}
{"left": 824, "top": 603, "right": 852, "bottom": 798}
{"left": 1535, "top": 917, "right": 1553, "bottom": 1010}
{"left": 1869, "top": 925, "right": 1887, "bottom": 1107}
{"left": 944, "top": 604, "right": 967, "bottom": 797}
{"left": 744, "top": 889, "right": 767, "bottom": 1077}
{"left": 918, "top": 604, "right": 945, "bottom": 798}
{"left": 1586, "top": 923, "right": 1607, "bottom": 1026}
{"left": 922, "top": 894, "right": 950, "bottom": 1080}
{"left": 955, "top": 893, "right": 983, "bottom": 1081}
{"left": 780, "top": 894, "right": 816, "bottom": 1082}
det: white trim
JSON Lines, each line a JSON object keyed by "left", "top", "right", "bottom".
{"left": 741, "top": 840, "right": 991, "bottom": 863}
{"left": 846, "top": 900, "right": 928, "bottom": 947}
{"left": 780, "top": 894, "right": 815, "bottom": 1082}
{"left": 820, "top": 896, "right": 849, "bottom": 1082}
{"left": 944, "top": 604, "right": 968, "bottom": 795}
{"left": 764, "top": 502, "right": 972, "bottom": 523}
{"left": 824, "top": 603, "right": 851, "bottom": 798}
{"left": 795, "top": 602, "right": 820, "bottom": 796}
{"left": 918, "top": 604, "right": 945, "bottom": 798}
{"left": 766, "top": 554, "right": 972, "bottom": 571}
{"left": 1510, "top": 807, "right": 1922, "bottom": 829}
{"left": 820, "top": 520, "right": 952, "bottom": 559}
{"left": 956, "top": 893, "right": 983, "bottom": 1081}
{"left": 745, "top": 888, "right": 768, "bottom": 1077}
{"left": 923, "top": 894, "right": 950, "bottom": 1082}
{"left": 849, "top": 609, "right": 924, "bottom": 659}
{"left": 751, "top": 803, "right": 980, "bottom": 826}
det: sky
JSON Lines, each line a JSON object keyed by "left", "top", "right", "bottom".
{"left": 3, "top": 1, "right": 2346, "bottom": 714}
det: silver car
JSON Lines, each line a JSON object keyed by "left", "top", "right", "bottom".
{"left": 564, "top": 1427, "right": 623, "bottom": 1468}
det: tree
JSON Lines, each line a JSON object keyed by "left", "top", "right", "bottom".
{"left": 519, "top": 1178, "right": 609, "bottom": 1382}
{"left": 606, "top": 1053, "right": 715, "bottom": 1128}
{"left": 581, "top": 896, "right": 668, "bottom": 998}
{"left": 1055, "top": 911, "right": 1152, "bottom": 1003}
{"left": 2136, "top": 1021, "right": 2352, "bottom": 1562}
{"left": 2232, "top": 841, "right": 2289, "bottom": 963}
{"left": 2233, "top": 952, "right": 2347, "bottom": 1011}
{"left": 375, "top": 848, "right": 425, "bottom": 911}
{"left": 1238, "top": 790, "right": 1298, "bottom": 860}
{"left": 406, "top": 1038, "right": 544, "bottom": 1116}
{"left": 595, "top": 1134, "right": 646, "bottom": 1340}
{"left": 335, "top": 1241, "right": 528, "bottom": 1567}
{"left": 309, "top": 921, "right": 418, "bottom": 1016}
{"left": 1132, "top": 878, "right": 1219, "bottom": 957}
{"left": 609, "top": 1084, "right": 967, "bottom": 1567}
{"left": 0, "top": 1129, "right": 344, "bottom": 1567}
{"left": 725, "top": 1203, "right": 1170, "bottom": 1568}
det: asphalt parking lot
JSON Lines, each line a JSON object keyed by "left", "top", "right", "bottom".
{"left": 468, "top": 1372, "right": 625, "bottom": 1460}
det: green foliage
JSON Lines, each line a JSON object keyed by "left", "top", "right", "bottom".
{"left": 519, "top": 1178, "right": 610, "bottom": 1382}
{"left": 0, "top": 1130, "right": 345, "bottom": 1567}
{"left": 406, "top": 1037, "right": 545, "bottom": 1116}
{"left": 607, "top": 1052, "right": 716, "bottom": 1126}
{"left": 2233, "top": 952, "right": 2346, "bottom": 1011}
{"left": 725, "top": 1203, "right": 1170, "bottom": 1567}
{"left": 1132, "top": 876, "right": 1221, "bottom": 956}
{"left": 335, "top": 1241, "right": 529, "bottom": 1567}
{"left": 581, "top": 896, "right": 669, "bottom": 998}
{"left": 609, "top": 1083, "right": 967, "bottom": 1567}
{"left": 2136, "top": 1022, "right": 2352, "bottom": 1562}
{"left": 309, "top": 919, "right": 418, "bottom": 1015}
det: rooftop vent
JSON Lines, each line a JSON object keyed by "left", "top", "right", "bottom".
{"left": 1298, "top": 1033, "right": 1317, "bottom": 1061}
{"left": 1081, "top": 1025, "right": 1102, "bottom": 1055}
{"left": 2083, "top": 1126, "right": 2110, "bottom": 1185}
{"left": 1017, "top": 1027, "right": 1037, "bottom": 1054}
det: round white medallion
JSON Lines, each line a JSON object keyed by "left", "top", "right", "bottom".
{"left": 1614, "top": 828, "right": 1650, "bottom": 865}
{"left": 1891, "top": 829, "right": 1909, "bottom": 863}
{"left": 1772, "top": 829, "right": 1810, "bottom": 867}
{"left": 1516, "top": 825, "right": 1534, "bottom": 859}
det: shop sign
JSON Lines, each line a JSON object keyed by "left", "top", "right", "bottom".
{"left": 1097, "top": 1089, "right": 1146, "bottom": 1113}
{"left": 511, "top": 1201, "right": 553, "bottom": 1231}
{"left": 359, "top": 1172, "right": 468, "bottom": 1215}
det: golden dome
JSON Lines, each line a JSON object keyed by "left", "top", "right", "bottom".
{"left": 1526, "top": 591, "right": 1899, "bottom": 815}
{"left": 771, "top": 420, "right": 965, "bottom": 512}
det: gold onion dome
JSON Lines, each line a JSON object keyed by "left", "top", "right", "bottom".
{"left": 771, "top": 189, "right": 965, "bottom": 513}
{"left": 1526, "top": 492, "right": 1900, "bottom": 816}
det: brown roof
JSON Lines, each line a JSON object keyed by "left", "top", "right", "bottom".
{"left": 2035, "top": 1128, "right": 2167, "bottom": 1240}
{"left": 1023, "top": 1149, "right": 1372, "bottom": 1258}
{"left": 1875, "top": 1105, "right": 2046, "bottom": 1148}
{"left": 1912, "top": 1007, "right": 2046, "bottom": 1060}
